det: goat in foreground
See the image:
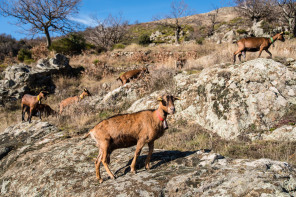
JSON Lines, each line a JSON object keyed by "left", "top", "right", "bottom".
{"left": 84, "top": 94, "right": 181, "bottom": 183}
{"left": 59, "top": 88, "right": 91, "bottom": 114}
{"left": 117, "top": 67, "right": 149, "bottom": 85}
{"left": 21, "top": 91, "right": 47, "bottom": 123}
{"left": 233, "top": 32, "right": 285, "bottom": 63}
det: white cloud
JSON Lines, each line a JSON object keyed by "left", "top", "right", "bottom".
{"left": 69, "top": 15, "right": 96, "bottom": 27}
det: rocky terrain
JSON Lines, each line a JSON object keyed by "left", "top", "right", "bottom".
{"left": 1, "top": 120, "right": 296, "bottom": 196}
{"left": 1, "top": 56, "right": 296, "bottom": 196}
{"left": 0, "top": 53, "right": 71, "bottom": 103}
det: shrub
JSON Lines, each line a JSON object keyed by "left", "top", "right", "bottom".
{"left": 138, "top": 34, "right": 151, "bottom": 46}
{"left": 50, "top": 33, "right": 86, "bottom": 55}
{"left": 31, "top": 43, "right": 49, "bottom": 60}
{"left": 113, "top": 43, "right": 125, "bottom": 49}
{"left": 237, "top": 29, "right": 248, "bottom": 34}
{"left": 17, "top": 48, "right": 32, "bottom": 62}
{"left": 196, "top": 37, "right": 204, "bottom": 45}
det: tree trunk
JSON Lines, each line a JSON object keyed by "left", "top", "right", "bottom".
{"left": 175, "top": 26, "right": 181, "bottom": 44}
{"left": 293, "top": 14, "right": 296, "bottom": 38}
{"left": 44, "top": 27, "right": 51, "bottom": 48}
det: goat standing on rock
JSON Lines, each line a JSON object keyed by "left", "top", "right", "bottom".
{"left": 233, "top": 32, "right": 285, "bottom": 63}
{"left": 59, "top": 88, "right": 91, "bottom": 114}
{"left": 84, "top": 94, "right": 181, "bottom": 183}
{"left": 21, "top": 91, "right": 48, "bottom": 123}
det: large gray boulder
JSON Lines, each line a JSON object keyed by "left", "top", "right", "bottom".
{"left": 1, "top": 121, "right": 296, "bottom": 196}
{"left": 0, "top": 54, "right": 71, "bottom": 101}
{"left": 128, "top": 58, "right": 296, "bottom": 140}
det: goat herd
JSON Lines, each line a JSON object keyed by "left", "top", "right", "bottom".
{"left": 19, "top": 32, "right": 285, "bottom": 183}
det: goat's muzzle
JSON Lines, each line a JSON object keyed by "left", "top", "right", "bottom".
{"left": 168, "top": 107, "right": 175, "bottom": 114}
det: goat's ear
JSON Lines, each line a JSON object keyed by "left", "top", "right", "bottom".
{"left": 280, "top": 32, "right": 284, "bottom": 35}
{"left": 174, "top": 96, "right": 182, "bottom": 100}
{"left": 157, "top": 97, "right": 163, "bottom": 101}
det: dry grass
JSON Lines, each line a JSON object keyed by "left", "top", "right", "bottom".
{"left": 71, "top": 38, "right": 295, "bottom": 72}
{"left": 156, "top": 123, "right": 296, "bottom": 165}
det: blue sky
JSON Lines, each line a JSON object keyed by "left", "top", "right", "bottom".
{"left": 0, "top": 0, "right": 232, "bottom": 40}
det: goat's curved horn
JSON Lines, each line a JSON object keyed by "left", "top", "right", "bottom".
{"left": 84, "top": 88, "right": 87, "bottom": 91}
{"left": 157, "top": 97, "right": 163, "bottom": 101}
{"left": 174, "top": 97, "right": 182, "bottom": 100}
{"left": 280, "top": 32, "right": 284, "bottom": 35}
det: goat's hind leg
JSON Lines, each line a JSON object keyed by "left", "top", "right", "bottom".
{"left": 242, "top": 51, "right": 246, "bottom": 61}
{"left": 101, "top": 143, "right": 115, "bottom": 180}
{"left": 95, "top": 150, "right": 103, "bottom": 183}
{"left": 233, "top": 50, "right": 242, "bottom": 63}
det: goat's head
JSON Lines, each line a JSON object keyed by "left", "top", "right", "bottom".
{"left": 277, "top": 32, "right": 285, "bottom": 42}
{"left": 157, "top": 95, "right": 181, "bottom": 114}
{"left": 81, "top": 88, "right": 91, "bottom": 98}
{"left": 38, "top": 91, "right": 48, "bottom": 101}
{"left": 141, "top": 66, "right": 149, "bottom": 74}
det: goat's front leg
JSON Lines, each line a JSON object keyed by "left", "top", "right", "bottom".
{"left": 265, "top": 49, "right": 272, "bottom": 58}
{"left": 130, "top": 140, "right": 145, "bottom": 174}
{"left": 29, "top": 108, "right": 33, "bottom": 123}
{"left": 145, "top": 141, "right": 154, "bottom": 170}
{"left": 21, "top": 104, "right": 25, "bottom": 121}
{"left": 258, "top": 47, "right": 264, "bottom": 58}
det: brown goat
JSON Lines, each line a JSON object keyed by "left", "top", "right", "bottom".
{"left": 84, "top": 94, "right": 181, "bottom": 183}
{"left": 21, "top": 91, "right": 48, "bottom": 123}
{"left": 233, "top": 32, "right": 285, "bottom": 63}
{"left": 24, "top": 103, "right": 57, "bottom": 119}
{"left": 117, "top": 67, "right": 149, "bottom": 85}
{"left": 59, "top": 88, "right": 91, "bottom": 114}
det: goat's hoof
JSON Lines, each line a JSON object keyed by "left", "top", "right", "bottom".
{"left": 98, "top": 179, "right": 103, "bottom": 184}
{"left": 131, "top": 170, "right": 137, "bottom": 174}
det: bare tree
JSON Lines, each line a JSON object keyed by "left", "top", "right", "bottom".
{"left": 0, "top": 0, "right": 81, "bottom": 48}
{"left": 234, "top": 0, "right": 275, "bottom": 23}
{"left": 208, "top": 6, "right": 220, "bottom": 36}
{"left": 154, "top": 0, "right": 192, "bottom": 44}
{"left": 278, "top": 0, "right": 296, "bottom": 37}
{"left": 87, "top": 14, "right": 129, "bottom": 49}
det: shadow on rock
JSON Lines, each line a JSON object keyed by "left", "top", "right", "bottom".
{"left": 115, "top": 150, "right": 196, "bottom": 177}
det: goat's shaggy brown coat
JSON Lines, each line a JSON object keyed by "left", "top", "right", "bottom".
{"left": 21, "top": 91, "right": 47, "bottom": 123}
{"left": 117, "top": 67, "right": 149, "bottom": 85}
{"left": 233, "top": 32, "right": 285, "bottom": 63}
{"left": 59, "top": 89, "right": 91, "bottom": 114}
{"left": 85, "top": 95, "right": 180, "bottom": 183}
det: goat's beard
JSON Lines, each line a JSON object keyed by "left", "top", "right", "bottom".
{"left": 163, "top": 120, "right": 168, "bottom": 130}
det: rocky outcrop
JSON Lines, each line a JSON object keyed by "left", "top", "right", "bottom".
{"left": 1, "top": 121, "right": 296, "bottom": 196}
{"left": 0, "top": 121, "right": 59, "bottom": 174}
{"left": 222, "top": 30, "right": 236, "bottom": 43}
{"left": 251, "top": 20, "right": 265, "bottom": 37}
{"left": 0, "top": 54, "right": 71, "bottom": 101}
{"left": 127, "top": 58, "right": 296, "bottom": 140}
